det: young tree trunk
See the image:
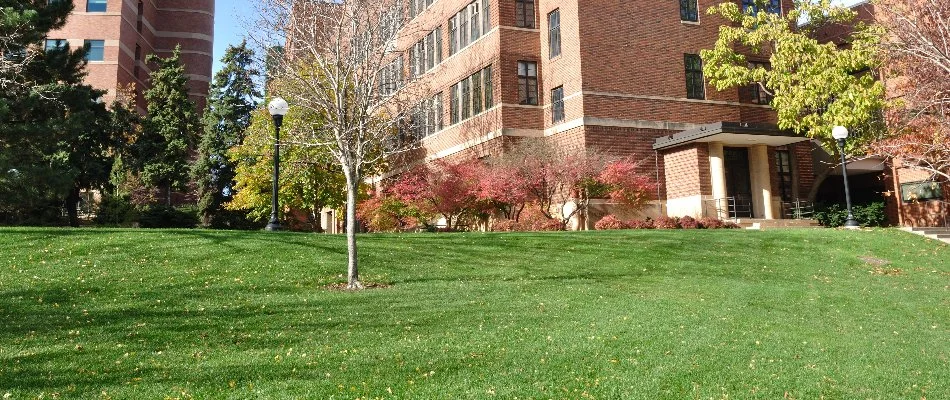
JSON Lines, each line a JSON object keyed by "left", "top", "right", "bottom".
{"left": 344, "top": 170, "right": 363, "bottom": 290}
{"left": 66, "top": 186, "right": 81, "bottom": 228}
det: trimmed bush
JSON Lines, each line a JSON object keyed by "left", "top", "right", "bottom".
{"left": 697, "top": 217, "right": 725, "bottom": 229}
{"left": 654, "top": 216, "right": 680, "bottom": 229}
{"left": 679, "top": 215, "right": 700, "bottom": 229}
{"left": 594, "top": 215, "right": 628, "bottom": 230}
{"left": 627, "top": 219, "right": 655, "bottom": 229}
{"left": 137, "top": 205, "right": 198, "bottom": 228}
{"left": 814, "top": 201, "right": 888, "bottom": 227}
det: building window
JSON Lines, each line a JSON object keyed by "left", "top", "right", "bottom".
{"left": 741, "top": 61, "right": 773, "bottom": 105}
{"left": 450, "top": 83, "right": 460, "bottom": 125}
{"left": 516, "top": 0, "right": 536, "bottom": 28}
{"left": 680, "top": 0, "right": 699, "bottom": 22}
{"left": 548, "top": 9, "right": 561, "bottom": 58}
{"left": 551, "top": 86, "right": 564, "bottom": 123}
{"left": 409, "top": 0, "right": 436, "bottom": 19}
{"left": 449, "top": 66, "right": 493, "bottom": 125}
{"left": 518, "top": 61, "right": 538, "bottom": 105}
{"left": 449, "top": 1, "right": 490, "bottom": 56}
{"left": 134, "top": 44, "right": 141, "bottom": 61}
{"left": 85, "top": 40, "right": 105, "bottom": 61}
{"left": 684, "top": 54, "right": 704, "bottom": 100}
{"left": 901, "top": 181, "right": 944, "bottom": 202}
{"left": 482, "top": 66, "right": 492, "bottom": 107}
{"left": 86, "top": 0, "right": 107, "bottom": 12}
{"left": 742, "top": 0, "right": 782, "bottom": 14}
{"left": 409, "top": 27, "right": 442, "bottom": 76}
{"left": 776, "top": 150, "right": 793, "bottom": 202}
{"left": 44, "top": 39, "right": 68, "bottom": 52}
{"left": 379, "top": 57, "right": 404, "bottom": 96}
{"left": 409, "top": 93, "right": 443, "bottom": 140}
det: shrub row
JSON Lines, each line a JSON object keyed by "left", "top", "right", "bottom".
{"left": 594, "top": 215, "right": 741, "bottom": 230}
{"left": 813, "top": 201, "right": 888, "bottom": 228}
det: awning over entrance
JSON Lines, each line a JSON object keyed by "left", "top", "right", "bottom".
{"left": 653, "top": 122, "right": 810, "bottom": 150}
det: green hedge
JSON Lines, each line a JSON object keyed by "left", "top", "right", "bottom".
{"left": 814, "top": 201, "right": 888, "bottom": 228}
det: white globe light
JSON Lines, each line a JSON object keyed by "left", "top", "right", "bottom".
{"left": 832, "top": 125, "right": 849, "bottom": 140}
{"left": 268, "top": 97, "right": 290, "bottom": 116}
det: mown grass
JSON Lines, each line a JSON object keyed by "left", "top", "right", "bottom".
{"left": 0, "top": 228, "right": 948, "bottom": 399}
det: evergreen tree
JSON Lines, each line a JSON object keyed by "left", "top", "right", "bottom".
{"left": 1, "top": 1, "right": 131, "bottom": 225}
{"left": 133, "top": 45, "right": 199, "bottom": 205}
{"left": 192, "top": 41, "right": 261, "bottom": 227}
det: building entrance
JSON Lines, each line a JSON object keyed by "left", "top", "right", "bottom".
{"left": 724, "top": 147, "right": 754, "bottom": 218}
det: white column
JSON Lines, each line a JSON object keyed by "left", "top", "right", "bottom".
{"left": 749, "top": 144, "right": 774, "bottom": 219}
{"left": 708, "top": 142, "right": 728, "bottom": 218}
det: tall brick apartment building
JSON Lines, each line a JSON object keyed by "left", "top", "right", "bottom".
{"left": 383, "top": 0, "right": 820, "bottom": 222}
{"left": 47, "top": 0, "right": 215, "bottom": 112}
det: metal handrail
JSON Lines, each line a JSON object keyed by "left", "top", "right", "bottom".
{"left": 782, "top": 199, "right": 814, "bottom": 220}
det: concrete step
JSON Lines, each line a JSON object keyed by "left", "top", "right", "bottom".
{"left": 910, "top": 228, "right": 950, "bottom": 235}
{"left": 903, "top": 227, "right": 950, "bottom": 244}
{"left": 736, "top": 219, "right": 821, "bottom": 229}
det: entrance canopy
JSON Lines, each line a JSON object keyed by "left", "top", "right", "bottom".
{"left": 653, "top": 122, "right": 810, "bottom": 151}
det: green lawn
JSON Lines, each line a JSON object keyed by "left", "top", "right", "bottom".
{"left": 0, "top": 228, "right": 948, "bottom": 399}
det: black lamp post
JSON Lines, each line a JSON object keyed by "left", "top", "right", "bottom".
{"left": 832, "top": 125, "right": 860, "bottom": 229}
{"left": 266, "top": 97, "right": 289, "bottom": 231}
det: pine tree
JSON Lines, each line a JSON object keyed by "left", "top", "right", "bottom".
{"left": 1, "top": 1, "right": 131, "bottom": 225}
{"left": 133, "top": 45, "right": 199, "bottom": 205}
{"left": 192, "top": 41, "right": 261, "bottom": 227}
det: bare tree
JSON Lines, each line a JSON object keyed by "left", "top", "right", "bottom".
{"left": 873, "top": 0, "right": 950, "bottom": 180}
{"left": 255, "top": 0, "right": 433, "bottom": 289}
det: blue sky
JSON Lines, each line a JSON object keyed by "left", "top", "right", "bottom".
{"left": 212, "top": 0, "right": 257, "bottom": 75}
{"left": 211, "top": 0, "right": 867, "bottom": 75}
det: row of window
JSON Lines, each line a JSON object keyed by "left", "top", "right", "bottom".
{"left": 448, "top": 0, "right": 491, "bottom": 56}
{"left": 680, "top": 0, "right": 782, "bottom": 22}
{"left": 407, "top": 94, "right": 444, "bottom": 140}
{"left": 45, "top": 39, "right": 105, "bottom": 61}
{"left": 449, "top": 66, "right": 493, "bottom": 125}
{"left": 409, "top": 28, "right": 443, "bottom": 78}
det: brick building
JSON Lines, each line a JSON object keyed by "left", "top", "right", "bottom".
{"left": 47, "top": 0, "right": 215, "bottom": 112}
{"left": 385, "top": 0, "right": 820, "bottom": 223}
{"left": 818, "top": 1, "right": 949, "bottom": 227}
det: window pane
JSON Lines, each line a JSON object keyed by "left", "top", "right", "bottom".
{"left": 483, "top": 66, "right": 492, "bottom": 107}
{"left": 45, "top": 39, "right": 67, "bottom": 51}
{"left": 680, "top": 0, "right": 698, "bottom": 22}
{"left": 86, "top": 0, "right": 107, "bottom": 12}
{"left": 472, "top": 73, "right": 482, "bottom": 114}
{"left": 548, "top": 10, "right": 560, "bottom": 58}
{"left": 684, "top": 54, "right": 704, "bottom": 99}
{"left": 85, "top": 40, "right": 105, "bottom": 61}
{"left": 552, "top": 86, "right": 564, "bottom": 122}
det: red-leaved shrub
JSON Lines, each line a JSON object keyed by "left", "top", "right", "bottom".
{"left": 698, "top": 217, "right": 725, "bottom": 229}
{"left": 491, "top": 219, "right": 518, "bottom": 232}
{"left": 723, "top": 221, "right": 742, "bottom": 229}
{"left": 654, "top": 216, "right": 680, "bottom": 229}
{"left": 627, "top": 219, "right": 655, "bottom": 229}
{"left": 594, "top": 214, "right": 628, "bottom": 230}
{"left": 679, "top": 215, "right": 700, "bottom": 229}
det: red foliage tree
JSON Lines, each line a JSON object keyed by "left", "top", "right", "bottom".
{"left": 873, "top": 0, "right": 950, "bottom": 180}
{"left": 391, "top": 159, "right": 484, "bottom": 230}
{"left": 598, "top": 159, "right": 656, "bottom": 211}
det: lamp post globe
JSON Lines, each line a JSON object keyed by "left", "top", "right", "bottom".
{"left": 265, "top": 97, "right": 289, "bottom": 231}
{"left": 832, "top": 126, "right": 860, "bottom": 229}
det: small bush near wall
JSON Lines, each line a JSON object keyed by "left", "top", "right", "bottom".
{"left": 814, "top": 201, "right": 888, "bottom": 227}
{"left": 654, "top": 216, "right": 681, "bottom": 229}
{"left": 628, "top": 219, "right": 655, "bottom": 229}
{"left": 679, "top": 216, "right": 700, "bottom": 229}
{"left": 594, "top": 215, "right": 628, "bottom": 230}
{"left": 698, "top": 217, "right": 724, "bottom": 229}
